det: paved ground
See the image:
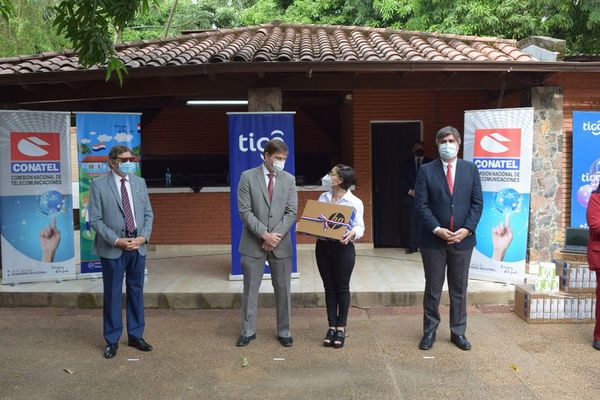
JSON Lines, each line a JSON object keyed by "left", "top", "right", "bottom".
{"left": 1, "top": 306, "right": 599, "bottom": 400}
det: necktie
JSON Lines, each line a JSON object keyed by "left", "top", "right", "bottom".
{"left": 267, "top": 173, "right": 274, "bottom": 202}
{"left": 121, "top": 178, "right": 136, "bottom": 232}
{"left": 446, "top": 164, "right": 455, "bottom": 230}
{"left": 416, "top": 158, "right": 422, "bottom": 170}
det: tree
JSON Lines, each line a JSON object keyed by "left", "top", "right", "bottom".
{"left": 0, "top": 0, "right": 70, "bottom": 57}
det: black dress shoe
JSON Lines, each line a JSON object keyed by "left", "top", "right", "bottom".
{"left": 451, "top": 335, "right": 471, "bottom": 351}
{"left": 405, "top": 248, "right": 418, "bottom": 254}
{"left": 103, "top": 343, "right": 118, "bottom": 359}
{"left": 128, "top": 337, "right": 153, "bottom": 352}
{"left": 593, "top": 341, "right": 600, "bottom": 351}
{"left": 236, "top": 334, "right": 256, "bottom": 347}
{"left": 277, "top": 336, "right": 293, "bottom": 347}
{"left": 419, "top": 332, "right": 436, "bottom": 350}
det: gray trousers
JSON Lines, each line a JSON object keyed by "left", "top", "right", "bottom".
{"left": 421, "top": 246, "right": 473, "bottom": 337}
{"left": 240, "top": 253, "right": 292, "bottom": 338}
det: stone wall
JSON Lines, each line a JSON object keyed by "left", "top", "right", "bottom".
{"left": 528, "top": 86, "right": 564, "bottom": 261}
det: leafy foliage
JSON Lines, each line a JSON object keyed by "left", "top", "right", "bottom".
{"left": 0, "top": 0, "right": 70, "bottom": 57}
{"left": 51, "top": 0, "right": 158, "bottom": 85}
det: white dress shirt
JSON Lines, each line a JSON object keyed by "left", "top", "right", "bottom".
{"left": 318, "top": 189, "right": 365, "bottom": 240}
{"left": 441, "top": 158, "right": 458, "bottom": 184}
{"left": 112, "top": 170, "right": 137, "bottom": 230}
{"left": 433, "top": 158, "right": 457, "bottom": 234}
{"left": 262, "top": 163, "right": 276, "bottom": 188}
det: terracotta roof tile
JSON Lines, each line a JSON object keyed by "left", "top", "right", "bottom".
{"left": 0, "top": 23, "right": 539, "bottom": 75}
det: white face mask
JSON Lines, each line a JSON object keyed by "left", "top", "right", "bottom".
{"left": 321, "top": 173, "right": 333, "bottom": 189}
{"left": 272, "top": 159, "right": 285, "bottom": 173}
{"left": 438, "top": 142, "right": 459, "bottom": 160}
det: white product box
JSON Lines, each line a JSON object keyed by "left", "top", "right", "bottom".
{"left": 578, "top": 299, "right": 586, "bottom": 319}
{"left": 575, "top": 268, "right": 583, "bottom": 289}
{"left": 544, "top": 298, "right": 551, "bottom": 319}
{"left": 569, "top": 267, "right": 578, "bottom": 288}
{"left": 572, "top": 298, "right": 579, "bottom": 318}
{"left": 565, "top": 298, "right": 572, "bottom": 319}
{"left": 583, "top": 269, "right": 591, "bottom": 289}
{"left": 550, "top": 299, "right": 558, "bottom": 319}
{"left": 586, "top": 298, "right": 593, "bottom": 319}
{"left": 529, "top": 299, "right": 539, "bottom": 319}
{"left": 558, "top": 298, "right": 565, "bottom": 319}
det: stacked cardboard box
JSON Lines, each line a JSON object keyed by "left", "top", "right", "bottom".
{"left": 554, "top": 260, "right": 597, "bottom": 294}
{"left": 514, "top": 284, "right": 596, "bottom": 323}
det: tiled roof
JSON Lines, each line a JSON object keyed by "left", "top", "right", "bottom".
{"left": 0, "top": 23, "right": 535, "bottom": 75}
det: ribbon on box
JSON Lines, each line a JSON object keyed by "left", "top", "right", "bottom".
{"left": 301, "top": 214, "right": 353, "bottom": 232}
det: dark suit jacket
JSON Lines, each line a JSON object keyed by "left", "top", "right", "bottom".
{"left": 415, "top": 158, "right": 483, "bottom": 250}
{"left": 401, "top": 156, "right": 432, "bottom": 202}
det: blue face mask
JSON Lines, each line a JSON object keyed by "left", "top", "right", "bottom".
{"left": 118, "top": 161, "right": 136, "bottom": 174}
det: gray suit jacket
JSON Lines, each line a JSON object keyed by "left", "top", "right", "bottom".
{"left": 89, "top": 172, "right": 154, "bottom": 259}
{"left": 237, "top": 165, "right": 297, "bottom": 258}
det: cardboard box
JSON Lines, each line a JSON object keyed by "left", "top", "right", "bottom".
{"left": 556, "top": 261, "right": 596, "bottom": 294}
{"left": 297, "top": 199, "right": 355, "bottom": 241}
{"left": 513, "top": 284, "right": 593, "bottom": 323}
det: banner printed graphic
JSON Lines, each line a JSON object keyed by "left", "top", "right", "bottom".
{"left": 571, "top": 111, "right": 600, "bottom": 228}
{"left": 228, "top": 113, "right": 297, "bottom": 278}
{"left": 0, "top": 111, "right": 76, "bottom": 284}
{"left": 76, "top": 113, "right": 141, "bottom": 275}
{"left": 464, "top": 108, "right": 534, "bottom": 284}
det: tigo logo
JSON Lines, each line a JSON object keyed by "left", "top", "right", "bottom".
{"left": 474, "top": 128, "right": 521, "bottom": 158}
{"left": 11, "top": 132, "right": 60, "bottom": 161}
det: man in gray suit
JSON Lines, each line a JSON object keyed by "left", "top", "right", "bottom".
{"left": 236, "top": 139, "right": 298, "bottom": 347}
{"left": 89, "top": 144, "right": 154, "bottom": 359}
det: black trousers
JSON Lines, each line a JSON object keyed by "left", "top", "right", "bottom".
{"left": 421, "top": 245, "right": 473, "bottom": 337}
{"left": 316, "top": 240, "right": 356, "bottom": 327}
{"left": 406, "top": 198, "right": 421, "bottom": 250}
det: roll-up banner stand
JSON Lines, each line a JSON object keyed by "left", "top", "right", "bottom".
{"left": 227, "top": 112, "right": 298, "bottom": 280}
{"left": 75, "top": 112, "right": 142, "bottom": 278}
{"left": 464, "top": 108, "right": 534, "bottom": 284}
{"left": 0, "top": 110, "right": 76, "bottom": 284}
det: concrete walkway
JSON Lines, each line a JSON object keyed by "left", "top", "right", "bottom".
{"left": 0, "top": 306, "right": 598, "bottom": 400}
{"left": 0, "top": 247, "right": 514, "bottom": 308}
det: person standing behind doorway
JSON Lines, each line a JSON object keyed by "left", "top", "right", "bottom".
{"left": 316, "top": 165, "right": 365, "bottom": 349}
{"left": 236, "top": 139, "right": 298, "bottom": 347}
{"left": 586, "top": 183, "right": 600, "bottom": 351}
{"left": 89, "top": 145, "right": 154, "bottom": 359}
{"left": 402, "top": 141, "right": 432, "bottom": 254}
{"left": 415, "top": 126, "right": 483, "bottom": 351}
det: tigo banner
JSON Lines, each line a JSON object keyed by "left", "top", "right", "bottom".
{"left": 227, "top": 112, "right": 297, "bottom": 279}
{"left": 464, "top": 108, "right": 534, "bottom": 283}
{"left": 0, "top": 111, "right": 76, "bottom": 284}
{"left": 571, "top": 111, "right": 600, "bottom": 228}
{"left": 76, "top": 113, "right": 142, "bottom": 275}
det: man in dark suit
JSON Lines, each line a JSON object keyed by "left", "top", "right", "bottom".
{"left": 414, "top": 126, "right": 483, "bottom": 351}
{"left": 89, "top": 145, "right": 154, "bottom": 359}
{"left": 401, "top": 141, "right": 432, "bottom": 254}
{"left": 236, "top": 139, "right": 298, "bottom": 347}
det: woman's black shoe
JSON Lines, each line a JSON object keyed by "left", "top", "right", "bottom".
{"left": 323, "top": 328, "right": 336, "bottom": 347}
{"left": 333, "top": 329, "right": 346, "bottom": 349}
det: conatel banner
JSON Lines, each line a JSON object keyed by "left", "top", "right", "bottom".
{"left": 571, "top": 111, "right": 600, "bottom": 228}
{"left": 76, "top": 113, "right": 142, "bottom": 276}
{"left": 227, "top": 112, "right": 297, "bottom": 279}
{"left": 0, "top": 110, "right": 76, "bottom": 284}
{"left": 464, "top": 108, "right": 534, "bottom": 284}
